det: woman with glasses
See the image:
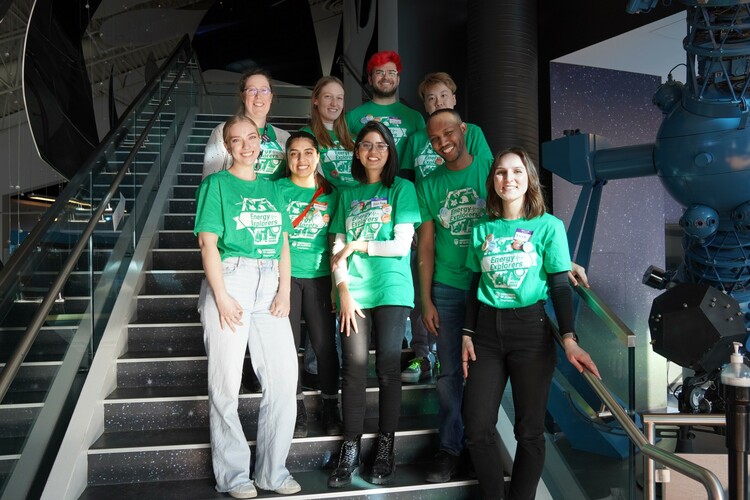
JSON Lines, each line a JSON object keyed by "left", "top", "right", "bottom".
{"left": 275, "top": 131, "right": 343, "bottom": 438}
{"left": 195, "top": 114, "right": 300, "bottom": 498}
{"left": 203, "top": 68, "right": 290, "bottom": 180}
{"left": 327, "top": 121, "right": 420, "bottom": 488}
{"left": 301, "top": 76, "right": 357, "bottom": 189}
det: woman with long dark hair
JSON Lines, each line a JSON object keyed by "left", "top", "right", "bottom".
{"left": 327, "top": 121, "right": 420, "bottom": 488}
{"left": 276, "top": 131, "right": 342, "bottom": 438}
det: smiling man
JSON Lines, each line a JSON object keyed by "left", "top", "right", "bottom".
{"left": 346, "top": 51, "right": 425, "bottom": 162}
{"left": 416, "top": 108, "right": 493, "bottom": 483}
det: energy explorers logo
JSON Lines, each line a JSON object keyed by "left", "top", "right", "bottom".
{"left": 287, "top": 200, "right": 329, "bottom": 249}
{"left": 360, "top": 115, "right": 407, "bottom": 144}
{"left": 479, "top": 234, "right": 538, "bottom": 292}
{"left": 234, "top": 197, "right": 282, "bottom": 256}
{"left": 346, "top": 197, "right": 391, "bottom": 241}
{"left": 414, "top": 141, "right": 444, "bottom": 178}
{"left": 436, "top": 188, "right": 486, "bottom": 246}
{"left": 255, "top": 143, "right": 285, "bottom": 175}
{"left": 324, "top": 146, "right": 354, "bottom": 182}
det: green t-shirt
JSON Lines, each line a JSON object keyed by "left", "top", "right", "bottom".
{"left": 417, "top": 157, "right": 492, "bottom": 290}
{"left": 330, "top": 177, "right": 421, "bottom": 308}
{"left": 255, "top": 125, "right": 288, "bottom": 181}
{"left": 466, "top": 213, "right": 572, "bottom": 308}
{"left": 194, "top": 170, "right": 292, "bottom": 260}
{"left": 276, "top": 177, "right": 338, "bottom": 278}
{"left": 345, "top": 101, "right": 425, "bottom": 162}
{"left": 401, "top": 123, "right": 493, "bottom": 183}
{"left": 300, "top": 126, "right": 356, "bottom": 188}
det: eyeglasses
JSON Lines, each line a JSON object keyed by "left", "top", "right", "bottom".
{"left": 242, "top": 86, "right": 271, "bottom": 97}
{"left": 358, "top": 141, "right": 389, "bottom": 152}
{"left": 373, "top": 69, "right": 398, "bottom": 78}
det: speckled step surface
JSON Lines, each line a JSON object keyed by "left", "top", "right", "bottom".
{"left": 103, "top": 381, "right": 437, "bottom": 432}
{"left": 80, "top": 463, "right": 482, "bottom": 499}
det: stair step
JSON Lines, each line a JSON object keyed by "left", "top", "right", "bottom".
{"left": 0, "top": 403, "right": 41, "bottom": 438}
{"left": 134, "top": 294, "right": 199, "bottom": 323}
{"left": 0, "top": 362, "right": 60, "bottom": 403}
{"left": 127, "top": 323, "right": 202, "bottom": 352}
{"left": 103, "top": 382, "right": 437, "bottom": 432}
{"left": 157, "top": 229, "right": 197, "bottom": 249}
{"left": 87, "top": 419, "right": 440, "bottom": 486}
{"left": 0, "top": 326, "right": 76, "bottom": 362}
{"left": 79, "top": 463, "right": 480, "bottom": 499}
{"left": 144, "top": 270, "right": 203, "bottom": 295}
{"left": 151, "top": 249, "right": 201, "bottom": 270}
{"left": 167, "top": 199, "right": 196, "bottom": 214}
{"left": 163, "top": 213, "right": 195, "bottom": 230}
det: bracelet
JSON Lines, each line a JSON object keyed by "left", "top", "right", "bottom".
{"left": 461, "top": 327, "right": 474, "bottom": 338}
{"left": 561, "top": 332, "right": 579, "bottom": 343}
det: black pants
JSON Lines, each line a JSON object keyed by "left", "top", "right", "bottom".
{"left": 340, "top": 305, "right": 411, "bottom": 440}
{"left": 289, "top": 276, "right": 339, "bottom": 396}
{"left": 462, "top": 301, "right": 556, "bottom": 500}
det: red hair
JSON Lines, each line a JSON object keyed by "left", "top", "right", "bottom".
{"left": 366, "top": 51, "right": 402, "bottom": 74}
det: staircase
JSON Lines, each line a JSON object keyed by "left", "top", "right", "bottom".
{"left": 74, "top": 114, "right": 481, "bottom": 498}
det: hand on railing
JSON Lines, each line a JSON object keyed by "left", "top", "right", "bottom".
{"left": 562, "top": 337, "right": 602, "bottom": 380}
{"left": 568, "top": 261, "right": 590, "bottom": 288}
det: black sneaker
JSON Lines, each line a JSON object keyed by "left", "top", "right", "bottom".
{"left": 425, "top": 449, "right": 460, "bottom": 483}
{"left": 401, "top": 356, "right": 432, "bottom": 383}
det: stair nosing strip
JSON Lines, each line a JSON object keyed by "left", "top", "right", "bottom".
{"left": 0, "top": 402, "right": 44, "bottom": 409}
{"left": 117, "top": 355, "right": 206, "bottom": 363}
{"left": 0, "top": 454, "right": 20, "bottom": 461}
{"left": 151, "top": 249, "right": 198, "bottom": 252}
{"left": 0, "top": 361, "right": 63, "bottom": 368}
{"left": 88, "top": 443, "right": 210, "bottom": 455}
{"left": 137, "top": 294, "right": 199, "bottom": 299}
{"left": 128, "top": 322, "right": 201, "bottom": 328}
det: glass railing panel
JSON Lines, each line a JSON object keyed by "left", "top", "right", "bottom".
{"left": 498, "top": 286, "right": 639, "bottom": 500}
{"left": 0, "top": 36, "right": 200, "bottom": 499}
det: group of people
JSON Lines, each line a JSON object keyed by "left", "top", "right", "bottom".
{"left": 193, "top": 50, "right": 600, "bottom": 499}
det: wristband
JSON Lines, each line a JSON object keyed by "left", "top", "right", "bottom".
{"left": 562, "top": 332, "right": 579, "bottom": 343}
{"left": 462, "top": 328, "right": 475, "bottom": 338}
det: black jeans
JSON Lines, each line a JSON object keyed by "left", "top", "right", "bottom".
{"left": 462, "top": 301, "right": 556, "bottom": 500}
{"left": 340, "top": 305, "right": 411, "bottom": 440}
{"left": 289, "top": 276, "right": 339, "bottom": 396}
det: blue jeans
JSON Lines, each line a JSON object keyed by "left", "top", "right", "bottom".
{"left": 198, "top": 258, "right": 298, "bottom": 492}
{"left": 409, "top": 249, "right": 435, "bottom": 360}
{"left": 432, "top": 281, "right": 468, "bottom": 456}
{"left": 463, "top": 301, "right": 556, "bottom": 500}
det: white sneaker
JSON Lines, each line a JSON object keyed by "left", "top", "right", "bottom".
{"left": 274, "top": 475, "right": 302, "bottom": 495}
{"left": 228, "top": 482, "right": 257, "bottom": 499}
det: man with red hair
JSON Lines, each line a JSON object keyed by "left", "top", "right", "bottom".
{"left": 346, "top": 50, "right": 425, "bottom": 162}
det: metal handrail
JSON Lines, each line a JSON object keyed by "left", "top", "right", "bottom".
{"left": 551, "top": 331, "right": 725, "bottom": 499}
{"left": 643, "top": 414, "right": 727, "bottom": 500}
{"left": 0, "top": 39, "right": 194, "bottom": 402}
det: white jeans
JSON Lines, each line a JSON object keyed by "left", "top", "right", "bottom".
{"left": 198, "top": 257, "right": 297, "bottom": 492}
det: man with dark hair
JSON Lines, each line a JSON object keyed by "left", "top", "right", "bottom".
{"left": 417, "top": 108, "right": 493, "bottom": 483}
{"left": 346, "top": 50, "right": 425, "bottom": 162}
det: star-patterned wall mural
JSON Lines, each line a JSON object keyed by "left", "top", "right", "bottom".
{"left": 549, "top": 61, "right": 684, "bottom": 409}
